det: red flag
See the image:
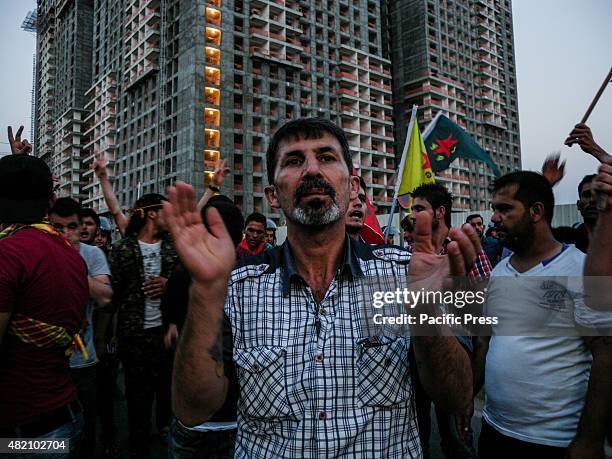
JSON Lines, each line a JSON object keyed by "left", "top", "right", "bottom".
{"left": 352, "top": 168, "right": 384, "bottom": 244}
{"left": 359, "top": 193, "right": 385, "bottom": 245}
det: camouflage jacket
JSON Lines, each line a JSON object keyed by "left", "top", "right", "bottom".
{"left": 109, "top": 233, "right": 178, "bottom": 339}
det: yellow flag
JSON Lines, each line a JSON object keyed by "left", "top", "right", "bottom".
{"left": 397, "top": 119, "right": 435, "bottom": 209}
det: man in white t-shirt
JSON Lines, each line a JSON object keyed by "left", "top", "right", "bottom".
{"left": 473, "top": 171, "right": 612, "bottom": 458}
{"left": 49, "top": 198, "right": 113, "bottom": 459}
{"left": 109, "top": 193, "right": 178, "bottom": 458}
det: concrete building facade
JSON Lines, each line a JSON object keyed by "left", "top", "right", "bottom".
{"left": 35, "top": 0, "right": 396, "bottom": 217}
{"left": 387, "top": 0, "right": 521, "bottom": 211}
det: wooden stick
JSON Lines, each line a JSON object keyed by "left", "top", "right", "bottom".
{"left": 581, "top": 67, "right": 612, "bottom": 123}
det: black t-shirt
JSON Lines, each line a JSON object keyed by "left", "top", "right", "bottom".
{"left": 161, "top": 263, "right": 239, "bottom": 422}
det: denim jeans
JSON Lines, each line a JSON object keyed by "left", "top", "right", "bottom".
{"left": 14, "top": 412, "right": 84, "bottom": 459}
{"left": 169, "top": 417, "right": 236, "bottom": 459}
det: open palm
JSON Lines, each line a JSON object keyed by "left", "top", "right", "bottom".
{"left": 164, "top": 182, "right": 236, "bottom": 283}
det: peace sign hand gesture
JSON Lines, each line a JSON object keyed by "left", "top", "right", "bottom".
{"left": 8, "top": 126, "right": 32, "bottom": 155}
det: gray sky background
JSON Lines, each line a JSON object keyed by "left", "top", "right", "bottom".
{"left": 0, "top": 0, "right": 610, "bottom": 204}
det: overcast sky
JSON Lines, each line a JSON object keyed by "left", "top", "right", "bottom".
{"left": 0, "top": 0, "right": 610, "bottom": 203}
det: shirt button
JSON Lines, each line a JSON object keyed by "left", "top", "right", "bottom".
{"left": 253, "top": 364, "right": 261, "bottom": 372}
{"left": 315, "top": 353, "right": 324, "bottom": 362}
{"left": 318, "top": 411, "right": 327, "bottom": 420}
{"left": 383, "top": 357, "right": 392, "bottom": 367}
{"left": 320, "top": 308, "right": 327, "bottom": 316}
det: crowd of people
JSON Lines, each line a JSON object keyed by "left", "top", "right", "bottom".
{"left": 1, "top": 118, "right": 611, "bottom": 459}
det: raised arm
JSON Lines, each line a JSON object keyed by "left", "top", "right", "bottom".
{"left": 197, "top": 158, "right": 230, "bottom": 211}
{"left": 93, "top": 154, "right": 128, "bottom": 236}
{"left": 584, "top": 156, "right": 612, "bottom": 310}
{"left": 409, "top": 212, "right": 476, "bottom": 415}
{"left": 565, "top": 123, "right": 609, "bottom": 163}
{"left": 164, "top": 182, "right": 236, "bottom": 426}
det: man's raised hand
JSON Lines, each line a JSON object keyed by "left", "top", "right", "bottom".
{"left": 211, "top": 158, "right": 230, "bottom": 188}
{"left": 408, "top": 212, "right": 480, "bottom": 281}
{"left": 163, "top": 182, "right": 235, "bottom": 284}
{"left": 7, "top": 126, "right": 32, "bottom": 155}
{"left": 541, "top": 153, "right": 566, "bottom": 187}
{"left": 92, "top": 153, "right": 108, "bottom": 179}
{"left": 565, "top": 123, "right": 610, "bottom": 163}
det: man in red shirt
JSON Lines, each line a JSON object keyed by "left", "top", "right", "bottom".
{"left": 0, "top": 149, "right": 89, "bottom": 457}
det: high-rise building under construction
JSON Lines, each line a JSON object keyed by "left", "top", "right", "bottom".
{"left": 33, "top": 0, "right": 396, "bottom": 218}
{"left": 31, "top": 0, "right": 519, "bottom": 216}
{"left": 386, "top": 0, "right": 521, "bottom": 211}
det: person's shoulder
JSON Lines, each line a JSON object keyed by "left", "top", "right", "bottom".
{"left": 490, "top": 256, "right": 510, "bottom": 277}
{"left": 231, "top": 245, "right": 283, "bottom": 284}
{"left": 558, "top": 244, "right": 586, "bottom": 268}
{"left": 79, "top": 242, "right": 105, "bottom": 258}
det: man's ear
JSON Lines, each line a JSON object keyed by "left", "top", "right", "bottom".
{"left": 265, "top": 185, "right": 279, "bottom": 209}
{"left": 530, "top": 202, "right": 545, "bottom": 223}
{"left": 436, "top": 205, "right": 446, "bottom": 223}
{"left": 350, "top": 175, "right": 360, "bottom": 193}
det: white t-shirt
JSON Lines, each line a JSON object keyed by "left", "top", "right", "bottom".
{"left": 483, "top": 244, "right": 612, "bottom": 447}
{"left": 139, "top": 240, "right": 162, "bottom": 329}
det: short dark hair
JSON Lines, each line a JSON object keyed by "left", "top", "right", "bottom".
{"left": 50, "top": 197, "right": 82, "bottom": 220}
{"left": 466, "top": 213, "right": 483, "bottom": 223}
{"left": 578, "top": 174, "right": 596, "bottom": 196}
{"left": 126, "top": 193, "right": 167, "bottom": 237}
{"left": 400, "top": 215, "right": 413, "bottom": 231}
{"left": 80, "top": 207, "right": 100, "bottom": 228}
{"left": 201, "top": 195, "right": 245, "bottom": 248}
{"left": 357, "top": 176, "right": 367, "bottom": 192}
{"left": 412, "top": 183, "right": 453, "bottom": 227}
{"left": 492, "top": 171, "right": 555, "bottom": 224}
{"left": 266, "top": 118, "right": 353, "bottom": 184}
{"left": 245, "top": 212, "right": 267, "bottom": 227}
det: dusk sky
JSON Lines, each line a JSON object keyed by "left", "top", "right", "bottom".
{"left": 0, "top": 0, "right": 610, "bottom": 205}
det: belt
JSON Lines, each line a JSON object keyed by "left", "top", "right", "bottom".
{"left": 8, "top": 400, "right": 82, "bottom": 438}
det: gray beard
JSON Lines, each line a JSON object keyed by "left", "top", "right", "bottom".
{"left": 290, "top": 202, "right": 342, "bottom": 227}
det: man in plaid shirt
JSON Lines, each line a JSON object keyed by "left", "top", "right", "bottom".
{"left": 165, "top": 119, "right": 482, "bottom": 458}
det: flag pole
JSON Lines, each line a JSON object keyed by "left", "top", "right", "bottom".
{"left": 422, "top": 110, "right": 444, "bottom": 140}
{"left": 580, "top": 67, "right": 612, "bottom": 124}
{"left": 385, "top": 105, "right": 417, "bottom": 240}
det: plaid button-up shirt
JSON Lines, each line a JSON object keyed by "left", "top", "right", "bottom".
{"left": 225, "top": 237, "right": 422, "bottom": 458}
{"left": 440, "top": 236, "right": 492, "bottom": 281}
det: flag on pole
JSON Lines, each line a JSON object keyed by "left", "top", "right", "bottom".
{"left": 359, "top": 194, "right": 385, "bottom": 244}
{"left": 396, "top": 117, "right": 435, "bottom": 209}
{"left": 423, "top": 113, "right": 501, "bottom": 176}
{"left": 352, "top": 167, "right": 385, "bottom": 244}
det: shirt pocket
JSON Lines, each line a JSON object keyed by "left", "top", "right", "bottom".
{"left": 234, "top": 346, "right": 291, "bottom": 420}
{"left": 356, "top": 336, "right": 411, "bottom": 407}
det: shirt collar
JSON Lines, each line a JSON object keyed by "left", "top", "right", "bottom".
{"left": 280, "top": 235, "right": 364, "bottom": 297}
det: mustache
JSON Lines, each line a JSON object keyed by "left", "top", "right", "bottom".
{"left": 294, "top": 178, "right": 336, "bottom": 204}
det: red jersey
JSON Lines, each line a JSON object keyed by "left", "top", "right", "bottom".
{"left": 0, "top": 228, "right": 88, "bottom": 427}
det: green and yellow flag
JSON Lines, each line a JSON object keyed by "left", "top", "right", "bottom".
{"left": 397, "top": 118, "right": 435, "bottom": 209}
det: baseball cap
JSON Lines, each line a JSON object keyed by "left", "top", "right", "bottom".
{"left": 99, "top": 216, "right": 112, "bottom": 232}
{"left": 266, "top": 218, "right": 277, "bottom": 231}
{"left": 0, "top": 155, "right": 53, "bottom": 223}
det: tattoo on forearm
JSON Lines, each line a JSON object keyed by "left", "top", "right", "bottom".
{"left": 208, "top": 319, "right": 224, "bottom": 378}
